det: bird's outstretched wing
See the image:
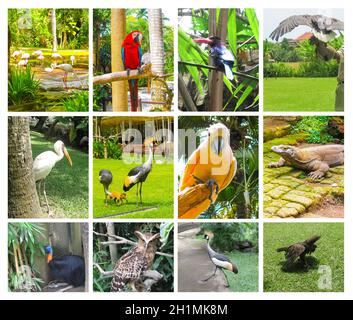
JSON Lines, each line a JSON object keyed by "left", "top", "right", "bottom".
{"left": 283, "top": 243, "right": 306, "bottom": 269}
{"left": 269, "top": 15, "right": 343, "bottom": 41}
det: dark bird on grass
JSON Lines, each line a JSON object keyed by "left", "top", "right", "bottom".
{"left": 194, "top": 36, "right": 235, "bottom": 80}
{"left": 202, "top": 231, "right": 238, "bottom": 287}
{"left": 123, "top": 142, "right": 153, "bottom": 206}
{"left": 122, "top": 30, "right": 143, "bottom": 111}
{"left": 111, "top": 231, "right": 160, "bottom": 292}
{"left": 269, "top": 15, "right": 344, "bottom": 42}
{"left": 33, "top": 140, "right": 73, "bottom": 216}
{"left": 44, "top": 245, "right": 85, "bottom": 292}
{"left": 277, "top": 235, "right": 321, "bottom": 271}
{"left": 99, "top": 169, "right": 113, "bottom": 206}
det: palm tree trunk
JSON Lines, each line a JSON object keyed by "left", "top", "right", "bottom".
{"left": 148, "top": 9, "right": 167, "bottom": 110}
{"left": 208, "top": 9, "right": 228, "bottom": 111}
{"left": 80, "top": 223, "right": 89, "bottom": 292}
{"left": 111, "top": 9, "right": 128, "bottom": 111}
{"left": 51, "top": 9, "right": 58, "bottom": 52}
{"left": 8, "top": 117, "right": 41, "bottom": 218}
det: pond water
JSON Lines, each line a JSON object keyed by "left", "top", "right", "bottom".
{"left": 8, "top": 50, "right": 89, "bottom": 112}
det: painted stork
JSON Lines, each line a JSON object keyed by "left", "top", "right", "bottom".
{"left": 123, "top": 142, "right": 153, "bottom": 206}
{"left": 99, "top": 169, "right": 113, "bottom": 206}
{"left": 17, "top": 59, "right": 28, "bottom": 67}
{"left": 202, "top": 231, "right": 238, "bottom": 287}
{"left": 33, "top": 50, "right": 43, "bottom": 57}
{"left": 270, "top": 15, "right": 344, "bottom": 42}
{"left": 33, "top": 140, "right": 73, "bottom": 215}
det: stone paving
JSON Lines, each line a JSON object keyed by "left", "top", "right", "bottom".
{"left": 263, "top": 136, "right": 344, "bottom": 218}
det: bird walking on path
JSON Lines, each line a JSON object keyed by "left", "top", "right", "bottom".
{"left": 45, "top": 63, "right": 81, "bottom": 89}
{"left": 33, "top": 140, "right": 73, "bottom": 216}
{"left": 123, "top": 142, "right": 153, "bottom": 206}
{"left": 99, "top": 169, "right": 113, "bottom": 206}
{"left": 111, "top": 231, "right": 160, "bottom": 292}
{"left": 269, "top": 15, "right": 344, "bottom": 42}
{"left": 122, "top": 30, "right": 143, "bottom": 111}
{"left": 203, "top": 231, "right": 238, "bottom": 287}
{"left": 194, "top": 36, "right": 235, "bottom": 80}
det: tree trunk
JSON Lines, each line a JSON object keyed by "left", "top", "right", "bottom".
{"left": 208, "top": 9, "right": 228, "bottom": 111}
{"left": 111, "top": 9, "right": 128, "bottom": 111}
{"left": 8, "top": 117, "right": 41, "bottom": 218}
{"left": 81, "top": 223, "right": 89, "bottom": 292}
{"left": 106, "top": 223, "right": 118, "bottom": 265}
{"left": 51, "top": 9, "right": 58, "bottom": 52}
{"left": 148, "top": 9, "right": 167, "bottom": 109}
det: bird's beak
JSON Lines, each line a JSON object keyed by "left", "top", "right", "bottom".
{"left": 212, "top": 136, "right": 225, "bottom": 155}
{"left": 63, "top": 147, "right": 73, "bottom": 166}
{"left": 194, "top": 37, "right": 213, "bottom": 45}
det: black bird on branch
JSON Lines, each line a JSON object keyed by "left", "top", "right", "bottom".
{"left": 277, "top": 235, "right": 321, "bottom": 271}
{"left": 194, "top": 36, "right": 235, "bottom": 80}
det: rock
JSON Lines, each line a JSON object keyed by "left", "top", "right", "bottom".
{"left": 277, "top": 207, "right": 298, "bottom": 218}
{"left": 282, "top": 193, "right": 313, "bottom": 208}
{"left": 267, "top": 186, "right": 291, "bottom": 199}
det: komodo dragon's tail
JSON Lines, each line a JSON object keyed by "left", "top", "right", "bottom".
{"left": 276, "top": 247, "right": 288, "bottom": 252}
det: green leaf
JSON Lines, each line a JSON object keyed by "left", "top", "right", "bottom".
{"left": 245, "top": 9, "right": 259, "bottom": 44}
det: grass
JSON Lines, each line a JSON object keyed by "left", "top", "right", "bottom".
{"left": 264, "top": 223, "right": 344, "bottom": 292}
{"left": 224, "top": 251, "right": 258, "bottom": 292}
{"left": 93, "top": 157, "right": 174, "bottom": 219}
{"left": 264, "top": 77, "right": 336, "bottom": 112}
{"left": 31, "top": 131, "right": 88, "bottom": 218}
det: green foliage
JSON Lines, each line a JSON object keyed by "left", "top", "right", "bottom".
{"left": 93, "top": 223, "right": 174, "bottom": 292}
{"left": 62, "top": 90, "right": 89, "bottom": 112}
{"left": 293, "top": 116, "right": 335, "bottom": 144}
{"left": 201, "top": 223, "right": 258, "bottom": 252}
{"left": 8, "top": 223, "right": 46, "bottom": 292}
{"left": 93, "top": 82, "right": 111, "bottom": 111}
{"left": 8, "top": 67, "right": 40, "bottom": 106}
{"left": 93, "top": 139, "right": 122, "bottom": 160}
{"left": 264, "top": 223, "right": 344, "bottom": 292}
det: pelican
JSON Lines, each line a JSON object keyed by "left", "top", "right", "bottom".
{"left": 33, "top": 140, "right": 73, "bottom": 215}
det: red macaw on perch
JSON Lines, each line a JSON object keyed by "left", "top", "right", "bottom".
{"left": 121, "top": 30, "right": 143, "bottom": 112}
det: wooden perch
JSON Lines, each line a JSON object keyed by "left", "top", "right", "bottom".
{"left": 93, "top": 63, "right": 152, "bottom": 85}
{"left": 178, "top": 182, "right": 218, "bottom": 219}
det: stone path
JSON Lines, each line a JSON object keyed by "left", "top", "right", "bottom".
{"left": 264, "top": 137, "right": 344, "bottom": 218}
{"left": 178, "top": 228, "right": 230, "bottom": 292}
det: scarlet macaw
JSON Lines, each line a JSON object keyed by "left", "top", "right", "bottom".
{"left": 121, "top": 30, "right": 143, "bottom": 111}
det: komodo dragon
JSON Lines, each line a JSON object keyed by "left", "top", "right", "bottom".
{"left": 277, "top": 235, "right": 321, "bottom": 271}
{"left": 268, "top": 144, "right": 344, "bottom": 179}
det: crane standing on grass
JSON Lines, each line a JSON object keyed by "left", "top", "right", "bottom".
{"left": 99, "top": 169, "right": 113, "bottom": 206}
{"left": 123, "top": 142, "right": 153, "bottom": 206}
{"left": 33, "top": 140, "right": 73, "bottom": 215}
{"left": 203, "top": 231, "right": 238, "bottom": 287}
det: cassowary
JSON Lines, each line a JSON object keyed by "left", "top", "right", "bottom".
{"left": 123, "top": 143, "right": 153, "bottom": 206}
{"left": 269, "top": 15, "right": 344, "bottom": 42}
{"left": 44, "top": 245, "right": 85, "bottom": 292}
{"left": 203, "top": 231, "right": 238, "bottom": 287}
{"left": 194, "top": 36, "right": 235, "bottom": 80}
{"left": 99, "top": 169, "right": 113, "bottom": 206}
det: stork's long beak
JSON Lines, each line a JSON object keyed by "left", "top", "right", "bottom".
{"left": 63, "top": 147, "right": 73, "bottom": 166}
{"left": 194, "top": 37, "right": 213, "bottom": 45}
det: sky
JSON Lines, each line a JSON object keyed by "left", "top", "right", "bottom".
{"left": 263, "top": 8, "right": 344, "bottom": 41}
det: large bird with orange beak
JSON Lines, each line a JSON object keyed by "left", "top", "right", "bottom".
{"left": 179, "top": 123, "right": 236, "bottom": 219}
{"left": 194, "top": 36, "right": 235, "bottom": 80}
{"left": 122, "top": 30, "right": 143, "bottom": 111}
{"left": 33, "top": 140, "right": 73, "bottom": 215}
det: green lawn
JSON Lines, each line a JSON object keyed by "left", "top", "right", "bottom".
{"left": 264, "top": 223, "right": 344, "bottom": 292}
{"left": 225, "top": 251, "right": 258, "bottom": 292}
{"left": 31, "top": 131, "right": 88, "bottom": 218}
{"left": 264, "top": 77, "right": 336, "bottom": 111}
{"left": 93, "top": 157, "right": 174, "bottom": 219}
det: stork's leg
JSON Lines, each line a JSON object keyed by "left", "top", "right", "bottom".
{"left": 42, "top": 180, "right": 52, "bottom": 216}
{"left": 202, "top": 267, "right": 218, "bottom": 282}
{"left": 139, "top": 183, "right": 143, "bottom": 206}
{"left": 136, "top": 183, "right": 139, "bottom": 206}
{"left": 36, "top": 181, "right": 42, "bottom": 207}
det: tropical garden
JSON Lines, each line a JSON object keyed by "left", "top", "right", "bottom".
{"left": 93, "top": 222, "right": 174, "bottom": 292}
{"left": 93, "top": 9, "right": 174, "bottom": 112}
{"left": 8, "top": 9, "right": 89, "bottom": 111}
{"left": 178, "top": 8, "right": 259, "bottom": 111}
{"left": 178, "top": 116, "right": 259, "bottom": 219}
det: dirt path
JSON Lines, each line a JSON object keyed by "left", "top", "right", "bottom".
{"left": 178, "top": 228, "right": 230, "bottom": 292}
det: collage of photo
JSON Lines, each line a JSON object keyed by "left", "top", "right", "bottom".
{"left": 7, "top": 7, "right": 344, "bottom": 294}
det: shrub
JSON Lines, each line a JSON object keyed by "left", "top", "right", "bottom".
{"left": 62, "top": 90, "right": 89, "bottom": 112}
